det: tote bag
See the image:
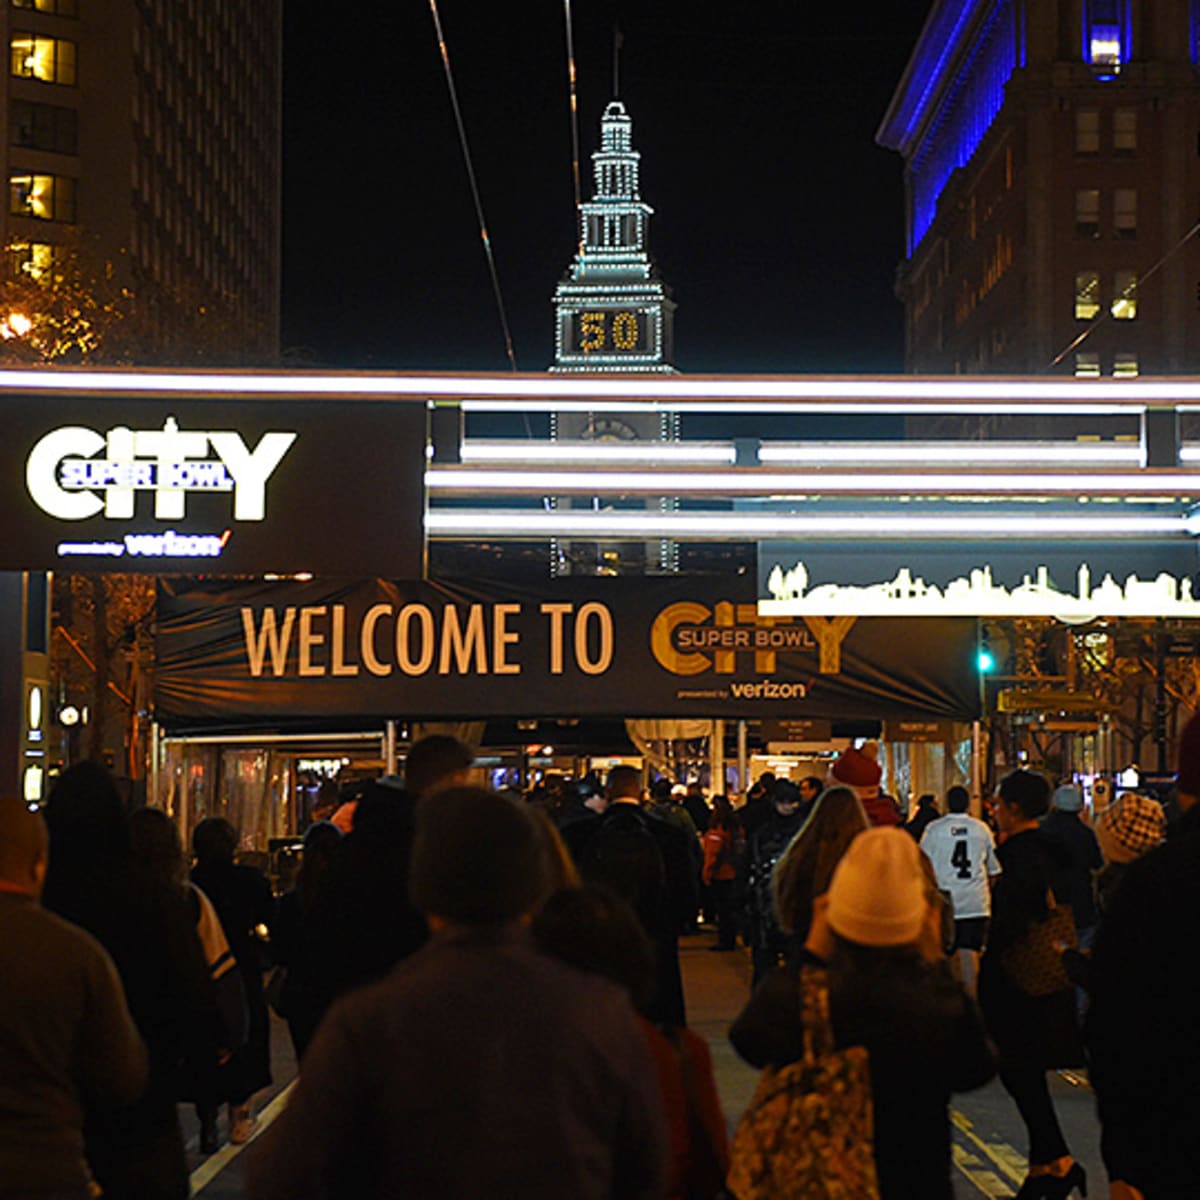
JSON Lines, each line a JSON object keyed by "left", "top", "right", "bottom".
{"left": 726, "top": 968, "right": 879, "bottom": 1200}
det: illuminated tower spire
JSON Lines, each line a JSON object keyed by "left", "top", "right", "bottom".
{"left": 551, "top": 100, "right": 676, "bottom": 372}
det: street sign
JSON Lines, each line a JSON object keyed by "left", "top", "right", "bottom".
{"left": 883, "top": 719, "right": 956, "bottom": 743}
{"left": 997, "top": 688, "right": 1101, "bottom": 713}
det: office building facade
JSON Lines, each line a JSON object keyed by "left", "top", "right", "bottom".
{"left": 879, "top": 0, "right": 1200, "bottom": 380}
{"left": 4, "top": 0, "right": 281, "bottom": 359}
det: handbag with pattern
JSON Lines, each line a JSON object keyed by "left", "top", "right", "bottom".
{"left": 1001, "top": 888, "right": 1078, "bottom": 997}
{"left": 726, "top": 968, "right": 880, "bottom": 1200}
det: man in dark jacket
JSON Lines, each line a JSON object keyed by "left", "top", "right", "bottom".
{"left": 1087, "top": 715, "right": 1200, "bottom": 1198}
{"left": 0, "top": 796, "right": 149, "bottom": 1198}
{"left": 248, "top": 788, "right": 666, "bottom": 1200}
{"left": 1039, "top": 784, "right": 1102, "bottom": 947}
{"left": 563, "top": 765, "right": 698, "bottom": 1025}
{"left": 740, "top": 779, "right": 808, "bottom": 986}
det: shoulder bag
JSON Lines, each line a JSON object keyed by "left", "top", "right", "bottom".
{"left": 1001, "top": 888, "right": 1078, "bottom": 998}
{"left": 726, "top": 967, "right": 880, "bottom": 1200}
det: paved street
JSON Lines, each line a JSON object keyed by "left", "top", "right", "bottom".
{"left": 186, "top": 931, "right": 1107, "bottom": 1198}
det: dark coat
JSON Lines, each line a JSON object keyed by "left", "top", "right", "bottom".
{"left": 311, "top": 784, "right": 430, "bottom": 1008}
{"left": 563, "top": 801, "right": 698, "bottom": 1026}
{"left": 977, "top": 828, "right": 1084, "bottom": 1068}
{"left": 246, "top": 925, "right": 667, "bottom": 1200}
{"left": 730, "top": 957, "right": 995, "bottom": 1200}
{"left": 739, "top": 808, "right": 806, "bottom": 951}
{"left": 44, "top": 859, "right": 213, "bottom": 1199}
{"left": 190, "top": 858, "right": 276, "bottom": 1102}
{"left": 1086, "top": 803, "right": 1200, "bottom": 1196}
{"left": 1039, "top": 809, "right": 1102, "bottom": 930}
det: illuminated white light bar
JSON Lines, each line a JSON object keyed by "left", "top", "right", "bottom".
{"left": 1179, "top": 445, "right": 1200, "bottom": 462}
{"left": 460, "top": 440, "right": 736, "bottom": 464}
{"left": 758, "top": 441, "right": 1144, "bottom": 465}
{"left": 0, "top": 366, "right": 1195, "bottom": 411}
{"left": 426, "top": 467, "right": 1200, "bottom": 496}
{"left": 425, "top": 511, "right": 1186, "bottom": 539}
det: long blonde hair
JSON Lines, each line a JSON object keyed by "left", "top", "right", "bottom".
{"left": 773, "top": 785, "right": 869, "bottom": 936}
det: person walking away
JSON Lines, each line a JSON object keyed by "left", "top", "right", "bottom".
{"left": 772, "top": 785, "right": 869, "bottom": 959}
{"left": 1039, "top": 784, "right": 1102, "bottom": 952}
{"left": 829, "top": 743, "right": 900, "bottom": 827}
{"left": 0, "top": 795, "right": 149, "bottom": 1200}
{"left": 730, "top": 827, "right": 994, "bottom": 1200}
{"left": 42, "top": 762, "right": 213, "bottom": 1200}
{"left": 190, "top": 817, "right": 275, "bottom": 1145}
{"left": 737, "top": 773, "right": 776, "bottom": 841}
{"left": 978, "top": 771, "right": 1086, "bottom": 1199}
{"left": 905, "top": 793, "right": 940, "bottom": 842}
{"left": 312, "top": 735, "right": 474, "bottom": 1012}
{"left": 1086, "top": 716, "right": 1200, "bottom": 1200}
{"left": 701, "top": 795, "right": 742, "bottom": 951}
{"left": 740, "top": 779, "right": 810, "bottom": 986}
{"left": 683, "top": 782, "right": 712, "bottom": 834}
{"left": 920, "top": 784, "right": 1002, "bottom": 995}
{"left": 247, "top": 788, "right": 666, "bottom": 1200}
{"left": 534, "top": 883, "right": 726, "bottom": 1200}
{"left": 270, "top": 820, "right": 342, "bottom": 1060}
{"left": 564, "top": 765, "right": 698, "bottom": 1025}
{"left": 128, "top": 809, "right": 238, "bottom": 1156}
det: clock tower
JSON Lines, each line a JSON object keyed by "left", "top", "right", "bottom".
{"left": 549, "top": 99, "right": 678, "bottom": 574}
{"left": 552, "top": 100, "right": 676, "bottom": 373}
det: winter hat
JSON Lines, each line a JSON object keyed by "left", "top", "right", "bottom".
{"left": 1178, "top": 712, "right": 1200, "bottom": 798}
{"left": 827, "top": 827, "right": 928, "bottom": 948}
{"left": 830, "top": 743, "right": 883, "bottom": 793}
{"left": 1051, "top": 784, "right": 1084, "bottom": 813}
{"left": 409, "top": 787, "right": 548, "bottom": 925}
{"left": 1096, "top": 793, "right": 1166, "bottom": 864}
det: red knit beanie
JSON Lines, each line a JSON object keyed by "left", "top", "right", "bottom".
{"left": 1178, "top": 712, "right": 1200, "bottom": 798}
{"left": 831, "top": 743, "right": 882, "bottom": 790}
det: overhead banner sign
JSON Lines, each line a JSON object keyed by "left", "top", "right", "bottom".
{"left": 759, "top": 542, "right": 1200, "bottom": 620}
{"left": 154, "top": 577, "right": 981, "bottom": 726}
{"left": 0, "top": 392, "right": 427, "bottom": 576}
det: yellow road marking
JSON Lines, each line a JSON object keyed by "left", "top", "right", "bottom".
{"left": 953, "top": 1143, "right": 1021, "bottom": 1198}
{"left": 952, "top": 1107, "right": 1026, "bottom": 1187}
{"left": 189, "top": 1081, "right": 295, "bottom": 1194}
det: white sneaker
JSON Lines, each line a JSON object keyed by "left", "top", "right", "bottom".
{"left": 228, "top": 1104, "right": 257, "bottom": 1144}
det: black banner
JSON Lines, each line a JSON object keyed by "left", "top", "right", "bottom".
{"left": 154, "top": 577, "right": 982, "bottom": 726}
{"left": 0, "top": 392, "right": 426, "bottom": 576}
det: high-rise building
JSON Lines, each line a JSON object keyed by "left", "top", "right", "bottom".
{"left": 4, "top": 1, "right": 281, "bottom": 358}
{"left": 878, "top": 0, "right": 1200, "bottom": 380}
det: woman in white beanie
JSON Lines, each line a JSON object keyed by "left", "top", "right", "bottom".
{"left": 730, "top": 827, "right": 994, "bottom": 1199}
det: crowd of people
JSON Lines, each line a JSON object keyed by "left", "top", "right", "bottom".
{"left": 2, "top": 724, "right": 1197, "bottom": 1199}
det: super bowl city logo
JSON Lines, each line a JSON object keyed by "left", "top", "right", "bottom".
{"left": 25, "top": 417, "right": 296, "bottom": 560}
{"left": 650, "top": 602, "right": 859, "bottom": 701}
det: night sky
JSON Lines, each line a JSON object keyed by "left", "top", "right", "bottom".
{"left": 281, "top": 2, "right": 934, "bottom": 375}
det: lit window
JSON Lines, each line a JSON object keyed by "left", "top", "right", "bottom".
{"left": 1075, "top": 270, "right": 1101, "bottom": 320}
{"left": 10, "top": 0, "right": 78, "bottom": 14}
{"left": 8, "top": 241, "right": 55, "bottom": 279}
{"left": 1075, "top": 352, "right": 1101, "bottom": 377}
{"left": 9, "top": 173, "right": 76, "bottom": 222}
{"left": 1113, "top": 189, "right": 1137, "bottom": 239}
{"left": 1113, "top": 352, "right": 1139, "bottom": 377}
{"left": 1076, "top": 189, "right": 1100, "bottom": 238}
{"left": 1076, "top": 110, "right": 1100, "bottom": 154}
{"left": 1113, "top": 108, "right": 1137, "bottom": 152}
{"left": 1085, "top": 0, "right": 1128, "bottom": 73}
{"left": 1111, "top": 270, "right": 1138, "bottom": 319}
{"left": 10, "top": 35, "right": 76, "bottom": 85}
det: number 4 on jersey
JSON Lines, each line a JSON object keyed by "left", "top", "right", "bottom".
{"left": 951, "top": 839, "right": 972, "bottom": 879}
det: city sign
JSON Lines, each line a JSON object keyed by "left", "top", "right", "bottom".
{"left": 154, "top": 577, "right": 981, "bottom": 725}
{"left": 0, "top": 392, "right": 427, "bottom": 575}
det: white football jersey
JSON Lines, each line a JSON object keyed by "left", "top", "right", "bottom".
{"left": 920, "top": 813, "right": 1002, "bottom": 920}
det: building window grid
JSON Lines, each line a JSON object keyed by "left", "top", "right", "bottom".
{"left": 10, "top": 34, "right": 77, "bottom": 86}
{"left": 1076, "top": 109, "right": 1100, "bottom": 154}
{"left": 1075, "top": 270, "right": 1101, "bottom": 320}
{"left": 1113, "top": 352, "right": 1139, "bottom": 377}
{"left": 9, "top": 171, "right": 76, "bottom": 222}
{"left": 1112, "top": 270, "right": 1138, "bottom": 319}
{"left": 1075, "top": 352, "right": 1101, "bottom": 377}
{"left": 1113, "top": 108, "right": 1137, "bottom": 152}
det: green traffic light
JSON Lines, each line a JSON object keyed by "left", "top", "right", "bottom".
{"left": 977, "top": 649, "right": 995, "bottom": 673}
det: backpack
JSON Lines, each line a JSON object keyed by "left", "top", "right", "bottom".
{"left": 727, "top": 968, "right": 879, "bottom": 1200}
{"left": 579, "top": 806, "right": 670, "bottom": 936}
